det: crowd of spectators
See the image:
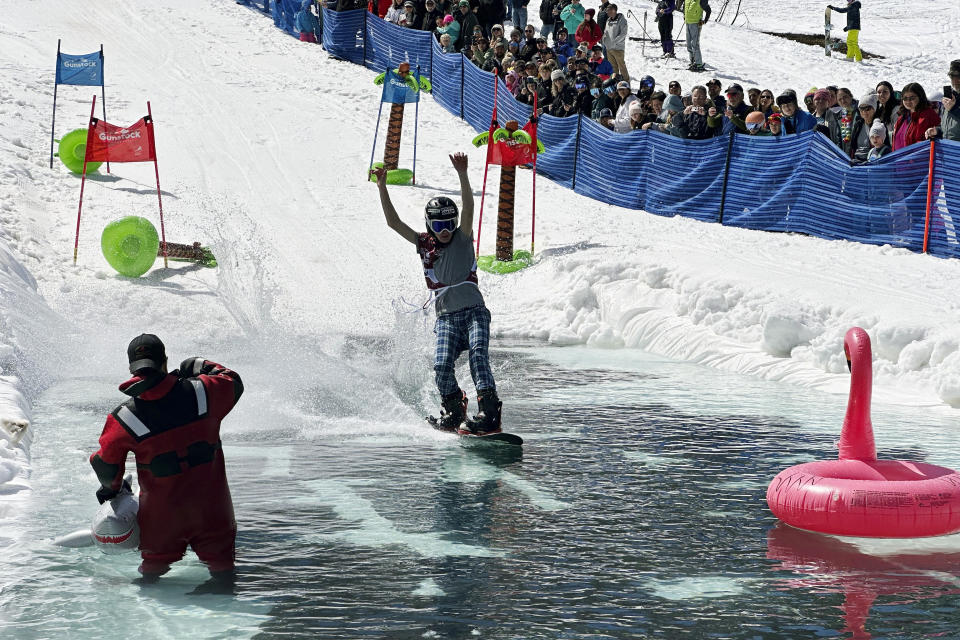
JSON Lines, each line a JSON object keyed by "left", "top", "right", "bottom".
{"left": 317, "top": 0, "right": 960, "bottom": 158}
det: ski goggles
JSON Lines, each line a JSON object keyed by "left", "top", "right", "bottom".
{"left": 429, "top": 218, "right": 457, "bottom": 233}
{"left": 746, "top": 121, "right": 763, "bottom": 132}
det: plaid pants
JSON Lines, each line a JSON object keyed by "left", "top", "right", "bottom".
{"left": 434, "top": 305, "right": 496, "bottom": 397}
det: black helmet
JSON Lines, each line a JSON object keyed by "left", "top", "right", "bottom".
{"left": 425, "top": 196, "right": 459, "bottom": 220}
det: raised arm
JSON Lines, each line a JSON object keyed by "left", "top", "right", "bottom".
{"left": 450, "top": 152, "right": 475, "bottom": 235}
{"left": 371, "top": 166, "right": 418, "bottom": 245}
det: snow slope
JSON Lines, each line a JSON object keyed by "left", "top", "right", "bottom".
{"left": 0, "top": 0, "right": 959, "bottom": 503}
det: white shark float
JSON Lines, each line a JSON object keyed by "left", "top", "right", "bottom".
{"left": 53, "top": 477, "right": 140, "bottom": 554}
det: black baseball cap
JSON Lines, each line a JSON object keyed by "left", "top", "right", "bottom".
{"left": 127, "top": 334, "right": 166, "bottom": 373}
{"left": 725, "top": 83, "right": 743, "bottom": 94}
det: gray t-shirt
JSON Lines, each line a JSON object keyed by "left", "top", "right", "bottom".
{"left": 416, "top": 229, "right": 485, "bottom": 316}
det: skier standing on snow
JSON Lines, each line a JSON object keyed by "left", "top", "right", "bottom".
{"left": 372, "top": 154, "right": 503, "bottom": 435}
{"left": 90, "top": 335, "right": 243, "bottom": 591}
{"left": 655, "top": 0, "right": 675, "bottom": 59}
{"left": 681, "top": 0, "right": 710, "bottom": 72}
{"left": 827, "top": 0, "right": 862, "bottom": 63}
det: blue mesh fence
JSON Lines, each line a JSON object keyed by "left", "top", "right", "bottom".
{"left": 322, "top": 9, "right": 366, "bottom": 63}
{"left": 928, "top": 140, "right": 960, "bottom": 259}
{"left": 250, "top": 6, "right": 960, "bottom": 259}
{"left": 364, "top": 16, "right": 433, "bottom": 74}
{"left": 272, "top": 0, "right": 300, "bottom": 36}
{"left": 430, "top": 40, "right": 462, "bottom": 117}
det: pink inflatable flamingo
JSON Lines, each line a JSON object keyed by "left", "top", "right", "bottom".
{"left": 767, "top": 327, "right": 960, "bottom": 537}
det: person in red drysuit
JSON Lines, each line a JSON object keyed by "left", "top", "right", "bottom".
{"left": 90, "top": 334, "right": 244, "bottom": 589}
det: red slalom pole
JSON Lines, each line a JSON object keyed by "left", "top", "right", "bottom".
{"left": 73, "top": 95, "right": 97, "bottom": 265}
{"left": 147, "top": 102, "right": 169, "bottom": 267}
{"left": 922, "top": 139, "right": 936, "bottom": 254}
{"left": 476, "top": 74, "right": 498, "bottom": 255}
{"left": 531, "top": 93, "right": 538, "bottom": 256}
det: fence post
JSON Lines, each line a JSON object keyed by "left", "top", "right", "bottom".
{"left": 718, "top": 131, "right": 735, "bottom": 225}
{"left": 923, "top": 138, "right": 936, "bottom": 254}
{"left": 362, "top": 9, "right": 368, "bottom": 66}
{"left": 571, "top": 112, "right": 583, "bottom": 190}
{"left": 460, "top": 53, "right": 465, "bottom": 120}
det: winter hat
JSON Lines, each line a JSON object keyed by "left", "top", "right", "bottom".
{"left": 443, "top": 14, "right": 454, "bottom": 23}
{"left": 776, "top": 90, "right": 797, "bottom": 106}
{"left": 813, "top": 88, "right": 831, "bottom": 102}
{"left": 663, "top": 94, "right": 684, "bottom": 113}
{"left": 585, "top": 8, "right": 595, "bottom": 15}
{"left": 858, "top": 92, "right": 878, "bottom": 110}
{"left": 628, "top": 101, "right": 643, "bottom": 115}
{"left": 508, "top": 40, "right": 520, "bottom": 49}
{"left": 599, "top": 107, "right": 613, "bottom": 118}
{"left": 492, "top": 24, "right": 504, "bottom": 32}
{"left": 458, "top": 0, "right": 470, "bottom": 6}
{"left": 525, "top": 75, "right": 538, "bottom": 85}
{"left": 869, "top": 120, "right": 886, "bottom": 138}
{"left": 551, "top": 69, "right": 565, "bottom": 81}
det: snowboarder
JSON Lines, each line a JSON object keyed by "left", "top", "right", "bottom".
{"left": 827, "top": 0, "right": 862, "bottom": 62}
{"left": 371, "top": 153, "right": 503, "bottom": 435}
{"left": 90, "top": 334, "right": 244, "bottom": 591}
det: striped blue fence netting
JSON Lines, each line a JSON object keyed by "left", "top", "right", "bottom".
{"left": 258, "top": 6, "right": 960, "bottom": 259}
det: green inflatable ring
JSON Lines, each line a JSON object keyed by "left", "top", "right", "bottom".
{"left": 368, "top": 161, "right": 414, "bottom": 185}
{"left": 101, "top": 216, "right": 160, "bottom": 277}
{"left": 57, "top": 128, "right": 102, "bottom": 175}
{"left": 477, "top": 250, "right": 534, "bottom": 274}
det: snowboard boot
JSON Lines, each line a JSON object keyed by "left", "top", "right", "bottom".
{"left": 437, "top": 390, "right": 468, "bottom": 432}
{"left": 460, "top": 390, "right": 502, "bottom": 435}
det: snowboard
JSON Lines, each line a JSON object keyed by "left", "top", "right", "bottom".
{"left": 824, "top": 7, "right": 832, "bottom": 57}
{"left": 425, "top": 416, "right": 523, "bottom": 446}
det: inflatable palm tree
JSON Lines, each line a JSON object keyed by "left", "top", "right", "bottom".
{"left": 472, "top": 119, "right": 545, "bottom": 267}
{"left": 370, "top": 62, "right": 431, "bottom": 185}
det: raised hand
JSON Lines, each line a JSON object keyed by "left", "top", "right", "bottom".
{"left": 370, "top": 165, "right": 388, "bottom": 187}
{"left": 450, "top": 152, "right": 469, "bottom": 172}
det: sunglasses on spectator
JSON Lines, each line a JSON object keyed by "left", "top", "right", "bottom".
{"left": 760, "top": 94, "right": 773, "bottom": 100}
{"left": 575, "top": 83, "right": 587, "bottom": 89}
{"left": 604, "top": 86, "right": 615, "bottom": 95}
{"left": 429, "top": 218, "right": 457, "bottom": 233}
{"left": 746, "top": 122, "right": 763, "bottom": 131}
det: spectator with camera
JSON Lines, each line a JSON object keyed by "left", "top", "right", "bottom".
{"left": 926, "top": 60, "right": 960, "bottom": 141}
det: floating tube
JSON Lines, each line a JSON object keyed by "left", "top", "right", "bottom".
{"left": 101, "top": 216, "right": 160, "bottom": 277}
{"left": 477, "top": 250, "right": 533, "bottom": 274}
{"left": 368, "top": 161, "right": 413, "bottom": 185}
{"left": 766, "top": 327, "right": 960, "bottom": 538}
{"left": 57, "top": 128, "right": 101, "bottom": 175}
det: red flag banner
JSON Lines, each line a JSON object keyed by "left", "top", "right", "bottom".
{"left": 85, "top": 116, "right": 155, "bottom": 163}
{"left": 488, "top": 140, "right": 536, "bottom": 167}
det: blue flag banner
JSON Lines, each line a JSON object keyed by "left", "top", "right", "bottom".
{"left": 380, "top": 68, "right": 420, "bottom": 104}
{"left": 55, "top": 51, "right": 103, "bottom": 86}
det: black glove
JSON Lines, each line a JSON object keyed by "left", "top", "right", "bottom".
{"left": 179, "top": 357, "right": 214, "bottom": 377}
{"left": 96, "top": 479, "right": 132, "bottom": 504}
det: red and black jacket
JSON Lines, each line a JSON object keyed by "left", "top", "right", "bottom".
{"left": 90, "top": 361, "right": 243, "bottom": 521}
